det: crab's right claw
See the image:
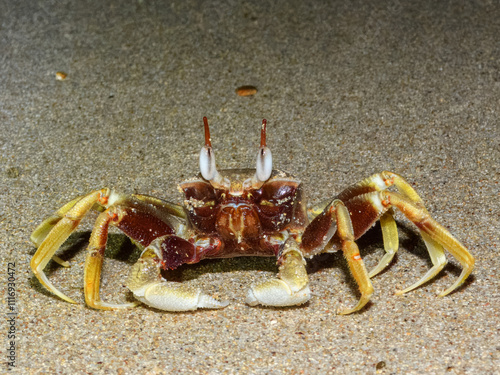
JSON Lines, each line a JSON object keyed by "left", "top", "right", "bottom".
{"left": 127, "top": 247, "right": 228, "bottom": 311}
{"left": 131, "top": 282, "right": 229, "bottom": 312}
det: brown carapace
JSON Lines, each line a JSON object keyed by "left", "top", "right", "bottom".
{"left": 30, "top": 118, "right": 474, "bottom": 314}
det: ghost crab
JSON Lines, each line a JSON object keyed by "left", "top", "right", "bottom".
{"left": 30, "top": 117, "right": 474, "bottom": 314}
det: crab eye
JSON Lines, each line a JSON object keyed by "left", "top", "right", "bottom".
{"left": 255, "top": 119, "right": 272, "bottom": 182}
{"left": 199, "top": 117, "right": 220, "bottom": 181}
{"left": 199, "top": 146, "right": 217, "bottom": 181}
{"left": 256, "top": 146, "right": 272, "bottom": 181}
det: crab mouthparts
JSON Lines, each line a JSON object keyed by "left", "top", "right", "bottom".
{"left": 216, "top": 203, "right": 261, "bottom": 243}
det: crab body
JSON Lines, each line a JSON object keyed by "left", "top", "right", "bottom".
{"left": 178, "top": 169, "right": 305, "bottom": 259}
{"left": 30, "top": 118, "right": 475, "bottom": 314}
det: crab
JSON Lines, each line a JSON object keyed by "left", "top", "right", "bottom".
{"left": 30, "top": 117, "right": 475, "bottom": 314}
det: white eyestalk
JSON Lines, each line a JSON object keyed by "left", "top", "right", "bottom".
{"left": 199, "top": 117, "right": 227, "bottom": 188}
{"left": 254, "top": 119, "right": 273, "bottom": 184}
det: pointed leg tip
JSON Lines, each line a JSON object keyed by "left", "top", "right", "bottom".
{"left": 33, "top": 269, "right": 78, "bottom": 304}
{"left": 337, "top": 304, "right": 363, "bottom": 315}
{"left": 336, "top": 294, "right": 372, "bottom": 315}
{"left": 437, "top": 286, "right": 456, "bottom": 297}
{"left": 52, "top": 255, "right": 70, "bottom": 267}
{"left": 367, "top": 269, "right": 380, "bottom": 279}
{"left": 61, "top": 295, "right": 78, "bottom": 304}
{"left": 337, "top": 307, "right": 353, "bottom": 315}
{"left": 87, "top": 301, "right": 140, "bottom": 310}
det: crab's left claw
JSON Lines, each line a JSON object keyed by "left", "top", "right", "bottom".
{"left": 245, "top": 279, "right": 311, "bottom": 307}
{"left": 246, "top": 241, "right": 311, "bottom": 307}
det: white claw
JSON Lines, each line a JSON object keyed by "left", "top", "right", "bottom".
{"left": 128, "top": 246, "right": 229, "bottom": 312}
{"left": 246, "top": 279, "right": 311, "bottom": 307}
{"left": 132, "top": 282, "right": 228, "bottom": 312}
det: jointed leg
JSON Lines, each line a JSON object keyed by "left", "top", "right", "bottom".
{"left": 246, "top": 238, "right": 311, "bottom": 307}
{"left": 395, "top": 230, "right": 446, "bottom": 295}
{"left": 381, "top": 190, "right": 474, "bottom": 296}
{"left": 30, "top": 196, "right": 83, "bottom": 248}
{"left": 84, "top": 209, "right": 138, "bottom": 310}
{"left": 333, "top": 200, "right": 374, "bottom": 314}
{"left": 377, "top": 171, "right": 472, "bottom": 295}
{"left": 342, "top": 170, "right": 468, "bottom": 284}
{"left": 368, "top": 209, "right": 399, "bottom": 277}
{"left": 31, "top": 196, "right": 84, "bottom": 267}
{"left": 378, "top": 171, "right": 449, "bottom": 292}
{"left": 335, "top": 173, "right": 402, "bottom": 277}
{"left": 31, "top": 188, "right": 193, "bottom": 309}
{"left": 30, "top": 189, "right": 110, "bottom": 303}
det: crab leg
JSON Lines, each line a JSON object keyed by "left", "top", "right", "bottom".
{"left": 302, "top": 195, "right": 378, "bottom": 313}
{"left": 334, "top": 170, "right": 469, "bottom": 282}
{"left": 373, "top": 171, "right": 472, "bottom": 295}
{"left": 30, "top": 196, "right": 84, "bottom": 267}
{"left": 127, "top": 238, "right": 228, "bottom": 311}
{"left": 332, "top": 200, "right": 374, "bottom": 314}
{"left": 84, "top": 209, "right": 138, "bottom": 310}
{"left": 83, "top": 196, "right": 187, "bottom": 310}
{"left": 380, "top": 191, "right": 474, "bottom": 296}
{"left": 334, "top": 172, "right": 403, "bottom": 277}
{"left": 368, "top": 209, "right": 399, "bottom": 278}
{"left": 246, "top": 238, "right": 311, "bottom": 307}
{"left": 395, "top": 231, "right": 446, "bottom": 294}
{"left": 132, "top": 194, "right": 187, "bottom": 220}
{"left": 30, "top": 189, "right": 110, "bottom": 303}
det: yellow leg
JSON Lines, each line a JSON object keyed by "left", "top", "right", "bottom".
{"left": 334, "top": 200, "right": 374, "bottom": 315}
{"left": 395, "top": 230, "right": 447, "bottom": 295}
{"left": 369, "top": 171, "right": 473, "bottom": 295}
{"left": 30, "top": 197, "right": 82, "bottom": 247}
{"left": 352, "top": 171, "right": 424, "bottom": 279}
{"left": 84, "top": 210, "right": 138, "bottom": 310}
{"left": 383, "top": 191, "right": 474, "bottom": 296}
{"left": 381, "top": 171, "right": 425, "bottom": 206}
{"left": 30, "top": 189, "right": 109, "bottom": 303}
{"left": 336, "top": 172, "right": 404, "bottom": 278}
{"left": 368, "top": 209, "right": 399, "bottom": 278}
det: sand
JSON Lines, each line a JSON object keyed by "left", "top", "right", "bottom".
{"left": 1, "top": 1, "right": 498, "bottom": 374}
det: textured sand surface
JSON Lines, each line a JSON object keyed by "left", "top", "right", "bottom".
{"left": 1, "top": 1, "right": 498, "bottom": 374}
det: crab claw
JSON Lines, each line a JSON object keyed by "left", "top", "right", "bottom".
{"left": 246, "top": 244, "right": 311, "bottom": 307}
{"left": 127, "top": 245, "right": 228, "bottom": 312}
{"left": 131, "top": 281, "right": 229, "bottom": 312}
{"left": 246, "top": 279, "right": 311, "bottom": 307}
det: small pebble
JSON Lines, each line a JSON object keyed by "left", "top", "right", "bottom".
{"left": 55, "top": 71, "right": 67, "bottom": 81}
{"left": 236, "top": 85, "right": 257, "bottom": 96}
